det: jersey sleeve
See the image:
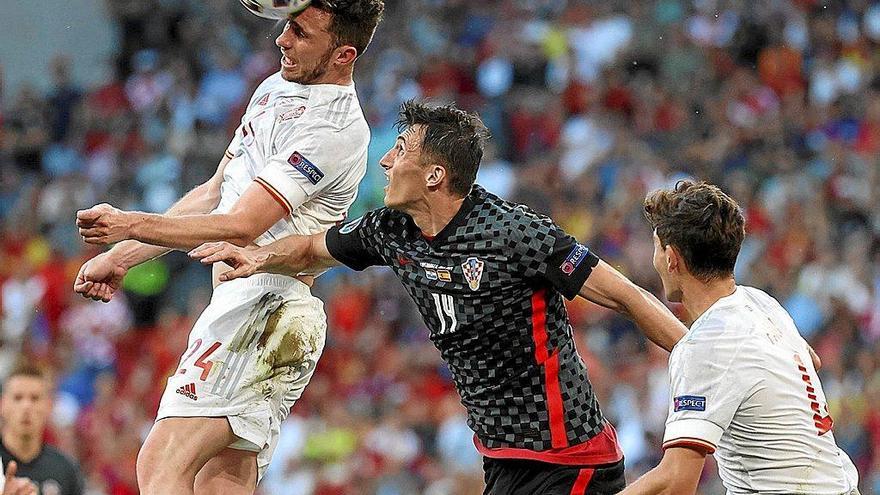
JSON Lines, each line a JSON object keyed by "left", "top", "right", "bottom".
{"left": 325, "top": 209, "right": 388, "bottom": 271}
{"left": 508, "top": 211, "right": 599, "bottom": 300}
{"left": 662, "top": 324, "right": 749, "bottom": 454}
{"left": 255, "top": 122, "right": 357, "bottom": 215}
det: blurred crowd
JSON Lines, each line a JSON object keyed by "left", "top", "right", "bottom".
{"left": 1, "top": 0, "right": 879, "bottom": 493}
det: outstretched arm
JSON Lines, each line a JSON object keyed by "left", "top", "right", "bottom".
{"left": 578, "top": 260, "right": 686, "bottom": 352}
{"left": 77, "top": 180, "right": 288, "bottom": 251}
{"left": 75, "top": 154, "right": 231, "bottom": 302}
{"left": 102, "top": 154, "right": 231, "bottom": 267}
{"left": 619, "top": 447, "right": 706, "bottom": 495}
{"left": 189, "top": 231, "right": 340, "bottom": 281}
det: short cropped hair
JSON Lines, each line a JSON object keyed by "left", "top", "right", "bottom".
{"left": 396, "top": 100, "right": 490, "bottom": 197}
{"left": 2, "top": 364, "right": 48, "bottom": 392}
{"left": 311, "top": 0, "right": 385, "bottom": 58}
{"left": 644, "top": 180, "right": 745, "bottom": 281}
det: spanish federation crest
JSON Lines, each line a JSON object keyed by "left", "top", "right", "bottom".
{"left": 461, "top": 257, "right": 484, "bottom": 291}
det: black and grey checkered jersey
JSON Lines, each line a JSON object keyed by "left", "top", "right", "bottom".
{"left": 326, "top": 185, "right": 620, "bottom": 459}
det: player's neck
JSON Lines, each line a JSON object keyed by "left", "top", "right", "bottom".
{"left": 311, "top": 67, "right": 354, "bottom": 86}
{"left": 679, "top": 276, "right": 737, "bottom": 325}
{"left": 1, "top": 429, "right": 42, "bottom": 463}
{"left": 408, "top": 193, "right": 466, "bottom": 238}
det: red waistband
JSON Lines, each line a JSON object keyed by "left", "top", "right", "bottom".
{"left": 474, "top": 421, "right": 623, "bottom": 466}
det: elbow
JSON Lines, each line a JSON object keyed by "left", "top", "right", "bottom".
{"left": 222, "top": 218, "right": 262, "bottom": 247}
{"left": 609, "top": 282, "right": 642, "bottom": 317}
{"left": 228, "top": 232, "right": 259, "bottom": 247}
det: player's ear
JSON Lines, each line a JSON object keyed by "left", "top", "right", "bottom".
{"left": 333, "top": 45, "right": 358, "bottom": 66}
{"left": 665, "top": 244, "right": 680, "bottom": 273}
{"left": 425, "top": 164, "right": 447, "bottom": 189}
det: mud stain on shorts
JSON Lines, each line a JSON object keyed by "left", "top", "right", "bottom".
{"left": 258, "top": 302, "right": 322, "bottom": 372}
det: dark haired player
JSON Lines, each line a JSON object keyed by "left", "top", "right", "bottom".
{"left": 0, "top": 366, "right": 83, "bottom": 495}
{"left": 191, "top": 101, "right": 687, "bottom": 494}
{"left": 73, "top": 2, "right": 385, "bottom": 493}
{"left": 621, "top": 181, "right": 859, "bottom": 495}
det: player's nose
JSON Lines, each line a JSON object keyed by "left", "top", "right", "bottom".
{"left": 276, "top": 28, "right": 293, "bottom": 49}
{"left": 378, "top": 153, "right": 392, "bottom": 169}
{"left": 379, "top": 146, "right": 398, "bottom": 168}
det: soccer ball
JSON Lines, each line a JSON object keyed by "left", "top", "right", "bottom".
{"left": 239, "top": 0, "right": 312, "bottom": 20}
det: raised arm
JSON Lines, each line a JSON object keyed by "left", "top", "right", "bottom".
{"left": 74, "top": 154, "right": 231, "bottom": 302}
{"left": 77, "top": 179, "right": 289, "bottom": 251}
{"left": 189, "top": 231, "right": 340, "bottom": 282}
{"left": 578, "top": 260, "right": 686, "bottom": 352}
{"left": 78, "top": 121, "right": 353, "bottom": 251}
{"left": 105, "top": 154, "right": 232, "bottom": 267}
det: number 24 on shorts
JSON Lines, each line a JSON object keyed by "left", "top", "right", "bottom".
{"left": 178, "top": 339, "right": 222, "bottom": 381}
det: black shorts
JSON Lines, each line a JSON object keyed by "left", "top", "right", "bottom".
{"left": 483, "top": 457, "right": 626, "bottom": 495}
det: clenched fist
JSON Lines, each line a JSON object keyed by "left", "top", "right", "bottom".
{"left": 77, "top": 203, "right": 134, "bottom": 245}
{"left": 73, "top": 252, "right": 128, "bottom": 303}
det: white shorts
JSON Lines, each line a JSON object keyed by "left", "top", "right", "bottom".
{"left": 156, "top": 273, "right": 326, "bottom": 478}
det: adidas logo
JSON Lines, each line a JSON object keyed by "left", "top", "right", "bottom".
{"left": 176, "top": 383, "right": 198, "bottom": 401}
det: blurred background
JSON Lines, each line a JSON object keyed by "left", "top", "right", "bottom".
{"left": 1, "top": 0, "right": 879, "bottom": 493}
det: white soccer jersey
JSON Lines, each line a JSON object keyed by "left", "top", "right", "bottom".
{"left": 663, "top": 285, "right": 859, "bottom": 495}
{"left": 217, "top": 72, "right": 369, "bottom": 245}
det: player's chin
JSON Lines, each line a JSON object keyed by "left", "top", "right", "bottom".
{"left": 382, "top": 192, "right": 398, "bottom": 209}
{"left": 279, "top": 69, "right": 298, "bottom": 82}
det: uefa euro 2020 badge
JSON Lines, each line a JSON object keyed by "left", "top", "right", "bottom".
{"left": 461, "top": 257, "right": 484, "bottom": 291}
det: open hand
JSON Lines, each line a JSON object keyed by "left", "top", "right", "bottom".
{"left": 73, "top": 252, "right": 128, "bottom": 302}
{"left": 189, "top": 242, "right": 263, "bottom": 282}
{"left": 77, "top": 203, "right": 133, "bottom": 245}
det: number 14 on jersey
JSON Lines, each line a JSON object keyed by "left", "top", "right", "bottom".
{"left": 432, "top": 293, "right": 458, "bottom": 334}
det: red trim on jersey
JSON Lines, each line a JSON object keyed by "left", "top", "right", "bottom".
{"left": 570, "top": 468, "right": 594, "bottom": 495}
{"left": 473, "top": 421, "right": 623, "bottom": 466}
{"left": 531, "top": 288, "right": 568, "bottom": 448}
{"left": 662, "top": 437, "right": 716, "bottom": 455}
{"left": 255, "top": 177, "right": 293, "bottom": 215}
{"left": 532, "top": 289, "right": 549, "bottom": 362}
{"left": 545, "top": 351, "right": 566, "bottom": 448}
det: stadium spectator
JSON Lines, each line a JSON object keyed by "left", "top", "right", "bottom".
{"left": 0, "top": 366, "right": 83, "bottom": 495}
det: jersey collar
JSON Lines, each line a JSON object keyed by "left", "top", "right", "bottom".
{"left": 422, "top": 185, "right": 484, "bottom": 246}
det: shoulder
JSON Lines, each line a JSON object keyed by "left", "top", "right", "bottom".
{"left": 250, "top": 71, "right": 286, "bottom": 102}
{"left": 687, "top": 307, "right": 751, "bottom": 347}
{"left": 489, "top": 198, "right": 566, "bottom": 254}
{"left": 356, "top": 207, "right": 409, "bottom": 233}
{"left": 306, "top": 86, "right": 370, "bottom": 134}
{"left": 41, "top": 445, "right": 78, "bottom": 465}
{"left": 672, "top": 306, "right": 752, "bottom": 372}
{"left": 278, "top": 102, "right": 369, "bottom": 153}
{"left": 470, "top": 187, "right": 552, "bottom": 237}
{"left": 40, "top": 445, "right": 81, "bottom": 474}
{"left": 740, "top": 285, "right": 788, "bottom": 316}
{"left": 259, "top": 71, "right": 286, "bottom": 89}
